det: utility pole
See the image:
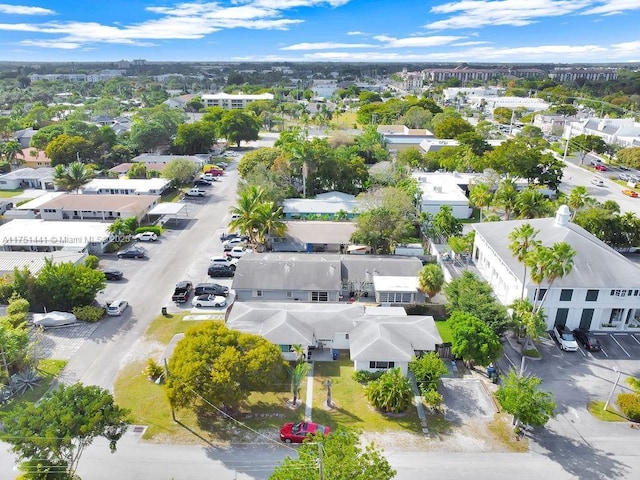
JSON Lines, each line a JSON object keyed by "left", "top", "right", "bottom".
{"left": 604, "top": 368, "right": 621, "bottom": 412}
{"left": 326, "top": 379, "right": 332, "bottom": 408}
{"left": 318, "top": 442, "right": 324, "bottom": 480}
{"left": 164, "top": 358, "right": 176, "bottom": 422}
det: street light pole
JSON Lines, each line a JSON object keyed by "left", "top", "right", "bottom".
{"left": 604, "top": 368, "right": 621, "bottom": 412}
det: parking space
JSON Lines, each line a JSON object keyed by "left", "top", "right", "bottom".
{"left": 589, "top": 332, "right": 640, "bottom": 360}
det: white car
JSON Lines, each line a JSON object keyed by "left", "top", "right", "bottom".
{"left": 33, "top": 311, "right": 77, "bottom": 328}
{"left": 590, "top": 179, "right": 605, "bottom": 187}
{"left": 185, "top": 188, "right": 206, "bottom": 197}
{"left": 553, "top": 325, "right": 579, "bottom": 352}
{"left": 227, "top": 246, "right": 252, "bottom": 259}
{"left": 134, "top": 231, "right": 158, "bottom": 242}
{"left": 223, "top": 237, "right": 247, "bottom": 250}
{"left": 192, "top": 294, "right": 227, "bottom": 308}
{"left": 107, "top": 299, "right": 128, "bottom": 316}
{"left": 210, "top": 256, "right": 238, "bottom": 267}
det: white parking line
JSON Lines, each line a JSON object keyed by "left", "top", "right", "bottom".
{"left": 504, "top": 352, "right": 516, "bottom": 369}
{"left": 631, "top": 334, "right": 640, "bottom": 346}
{"left": 600, "top": 348, "right": 609, "bottom": 358}
{"left": 610, "top": 334, "right": 631, "bottom": 357}
{"left": 577, "top": 347, "right": 586, "bottom": 357}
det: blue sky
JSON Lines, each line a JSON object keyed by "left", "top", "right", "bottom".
{"left": 0, "top": 1, "right": 638, "bottom": 63}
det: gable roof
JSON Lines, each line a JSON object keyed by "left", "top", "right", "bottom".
{"left": 473, "top": 216, "right": 640, "bottom": 288}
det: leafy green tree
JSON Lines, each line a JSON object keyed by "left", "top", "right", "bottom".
{"left": 433, "top": 116, "right": 473, "bottom": 139}
{"left": 569, "top": 134, "right": 608, "bottom": 165}
{"left": 269, "top": 428, "right": 395, "bottom": 480}
{"left": 162, "top": 157, "right": 196, "bottom": 186}
{"left": 510, "top": 299, "right": 547, "bottom": 349}
{"left": 129, "top": 121, "right": 171, "bottom": 153}
{"left": 444, "top": 271, "right": 510, "bottom": 335}
{"left": 365, "top": 367, "right": 413, "bottom": 413}
{"left": 127, "top": 162, "right": 148, "bottom": 179}
{"left": 53, "top": 161, "right": 94, "bottom": 193}
{"left": 396, "top": 146, "right": 425, "bottom": 168}
{"left": 496, "top": 370, "right": 555, "bottom": 428}
{"left": 431, "top": 205, "right": 462, "bottom": 243}
{"left": 449, "top": 311, "right": 503, "bottom": 367}
{"left": 409, "top": 352, "right": 448, "bottom": 394}
{"left": 353, "top": 125, "right": 389, "bottom": 164}
{"left": 166, "top": 322, "right": 286, "bottom": 410}
{"left": 44, "top": 134, "right": 92, "bottom": 166}
{"left": 237, "top": 146, "right": 281, "bottom": 179}
{"left": 526, "top": 242, "right": 576, "bottom": 312}
{"left": 2, "top": 383, "right": 129, "bottom": 479}
{"left": 492, "top": 179, "right": 519, "bottom": 220}
{"left": 173, "top": 121, "right": 217, "bottom": 155}
{"left": 217, "top": 110, "right": 260, "bottom": 147}
{"left": 418, "top": 263, "right": 444, "bottom": 298}
{"left": 34, "top": 259, "right": 106, "bottom": 311}
{"left": 0, "top": 314, "right": 29, "bottom": 378}
{"left": 107, "top": 217, "right": 138, "bottom": 237}
{"left": 469, "top": 183, "right": 493, "bottom": 222}
{"left": 616, "top": 147, "right": 640, "bottom": 169}
{"left": 548, "top": 104, "right": 577, "bottom": 116}
{"left": 493, "top": 107, "right": 514, "bottom": 124}
{"left": 401, "top": 105, "right": 433, "bottom": 129}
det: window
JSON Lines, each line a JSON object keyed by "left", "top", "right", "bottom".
{"left": 536, "top": 288, "right": 547, "bottom": 301}
{"left": 311, "top": 291, "right": 328, "bottom": 302}
{"left": 555, "top": 308, "right": 569, "bottom": 327}
{"left": 286, "top": 291, "right": 293, "bottom": 298}
{"left": 560, "top": 289, "right": 573, "bottom": 301}
{"left": 379, "top": 292, "right": 412, "bottom": 303}
{"left": 610, "top": 289, "right": 627, "bottom": 297}
{"left": 585, "top": 290, "right": 599, "bottom": 301}
{"left": 280, "top": 345, "right": 291, "bottom": 353}
{"left": 253, "top": 290, "right": 263, "bottom": 298}
{"left": 368, "top": 361, "right": 395, "bottom": 369}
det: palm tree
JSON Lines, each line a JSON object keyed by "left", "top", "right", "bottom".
{"left": 254, "top": 201, "right": 286, "bottom": 247}
{"left": 469, "top": 183, "right": 492, "bottom": 222}
{"left": 492, "top": 179, "right": 518, "bottom": 220}
{"left": 514, "top": 189, "right": 553, "bottom": 219}
{"left": 229, "top": 186, "right": 265, "bottom": 246}
{"left": 567, "top": 186, "right": 591, "bottom": 220}
{"left": 1, "top": 140, "right": 23, "bottom": 166}
{"left": 510, "top": 298, "right": 547, "bottom": 350}
{"left": 288, "top": 361, "right": 309, "bottom": 406}
{"left": 53, "top": 161, "right": 94, "bottom": 193}
{"left": 418, "top": 264, "right": 445, "bottom": 298}
{"left": 508, "top": 223, "right": 541, "bottom": 300}
{"left": 526, "top": 242, "right": 576, "bottom": 313}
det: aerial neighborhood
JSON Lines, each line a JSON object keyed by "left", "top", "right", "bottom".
{"left": 1, "top": 58, "right": 640, "bottom": 480}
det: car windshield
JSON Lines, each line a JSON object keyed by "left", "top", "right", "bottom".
{"left": 291, "top": 422, "right": 303, "bottom": 433}
{"left": 562, "top": 333, "right": 575, "bottom": 341}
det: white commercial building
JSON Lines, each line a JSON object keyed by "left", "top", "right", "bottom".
{"left": 413, "top": 172, "right": 472, "bottom": 219}
{"left": 564, "top": 118, "right": 640, "bottom": 148}
{"left": 81, "top": 178, "right": 170, "bottom": 195}
{"left": 201, "top": 92, "right": 274, "bottom": 110}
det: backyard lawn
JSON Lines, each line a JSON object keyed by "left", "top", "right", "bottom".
{"left": 0, "top": 189, "right": 23, "bottom": 198}
{"left": 0, "top": 359, "right": 67, "bottom": 415}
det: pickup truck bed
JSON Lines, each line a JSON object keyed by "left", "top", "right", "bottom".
{"left": 172, "top": 281, "right": 193, "bottom": 303}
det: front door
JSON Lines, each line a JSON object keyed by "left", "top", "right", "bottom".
{"left": 554, "top": 308, "right": 569, "bottom": 327}
{"left": 579, "top": 309, "right": 594, "bottom": 330}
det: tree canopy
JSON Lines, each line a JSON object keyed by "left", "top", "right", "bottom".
{"left": 269, "top": 428, "right": 395, "bottom": 480}
{"left": 166, "top": 322, "right": 287, "bottom": 410}
{"left": 217, "top": 110, "right": 260, "bottom": 147}
{"left": 162, "top": 157, "right": 196, "bottom": 186}
{"left": 449, "top": 311, "right": 503, "bottom": 366}
{"left": 2, "top": 383, "right": 129, "bottom": 479}
{"left": 496, "top": 370, "right": 555, "bottom": 428}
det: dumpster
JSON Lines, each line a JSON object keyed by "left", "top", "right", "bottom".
{"left": 332, "top": 350, "right": 339, "bottom": 361}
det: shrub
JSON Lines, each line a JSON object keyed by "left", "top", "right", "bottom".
{"left": 617, "top": 393, "right": 640, "bottom": 421}
{"left": 143, "top": 358, "right": 164, "bottom": 381}
{"left": 84, "top": 255, "right": 100, "bottom": 269}
{"left": 352, "top": 369, "right": 385, "bottom": 384}
{"left": 365, "top": 368, "right": 413, "bottom": 413}
{"left": 422, "top": 389, "right": 443, "bottom": 410}
{"left": 72, "top": 305, "right": 105, "bottom": 323}
{"left": 103, "top": 243, "right": 120, "bottom": 253}
{"left": 135, "top": 226, "right": 162, "bottom": 236}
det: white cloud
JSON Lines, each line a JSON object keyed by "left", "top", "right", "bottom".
{"left": 346, "top": 31, "right": 363, "bottom": 35}
{"left": 452, "top": 40, "right": 491, "bottom": 46}
{"left": 0, "top": 4, "right": 54, "bottom": 15}
{"left": 374, "top": 35, "right": 466, "bottom": 47}
{"left": 427, "top": 0, "right": 591, "bottom": 29}
{"left": 281, "top": 41, "right": 374, "bottom": 50}
{"left": 19, "top": 40, "right": 80, "bottom": 49}
{"left": 581, "top": 0, "right": 640, "bottom": 15}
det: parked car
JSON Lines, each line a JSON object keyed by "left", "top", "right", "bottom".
{"left": 204, "top": 167, "right": 223, "bottom": 177}
{"left": 280, "top": 422, "right": 330, "bottom": 443}
{"left": 117, "top": 246, "right": 146, "bottom": 258}
{"left": 619, "top": 173, "right": 630, "bottom": 181}
{"left": 102, "top": 268, "right": 124, "bottom": 281}
{"left": 192, "top": 294, "right": 227, "bottom": 308}
{"left": 223, "top": 237, "right": 247, "bottom": 250}
{"left": 622, "top": 189, "right": 639, "bottom": 197}
{"left": 210, "top": 256, "right": 238, "bottom": 269}
{"left": 226, "top": 246, "right": 252, "bottom": 259}
{"left": 553, "top": 325, "right": 579, "bottom": 352}
{"left": 595, "top": 164, "right": 607, "bottom": 171}
{"left": 572, "top": 329, "right": 602, "bottom": 351}
{"left": 107, "top": 299, "right": 128, "bottom": 316}
{"left": 194, "top": 282, "right": 229, "bottom": 296}
{"left": 185, "top": 188, "right": 206, "bottom": 197}
{"left": 194, "top": 178, "right": 213, "bottom": 187}
{"left": 619, "top": 165, "right": 631, "bottom": 171}
{"left": 172, "top": 281, "right": 193, "bottom": 303}
{"left": 134, "top": 231, "right": 158, "bottom": 242}
{"left": 208, "top": 263, "right": 235, "bottom": 277}
{"left": 33, "top": 311, "right": 77, "bottom": 328}
{"left": 590, "top": 179, "right": 605, "bottom": 187}
{"left": 219, "top": 232, "right": 248, "bottom": 242}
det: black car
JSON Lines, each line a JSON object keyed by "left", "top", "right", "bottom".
{"left": 102, "top": 268, "right": 123, "bottom": 281}
{"left": 194, "top": 282, "right": 229, "bottom": 296}
{"left": 194, "top": 179, "right": 213, "bottom": 187}
{"left": 117, "top": 246, "right": 147, "bottom": 258}
{"left": 219, "top": 232, "right": 249, "bottom": 242}
{"left": 208, "top": 264, "right": 235, "bottom": 278}
{"left": 573, "top": 329, "right": 602, "bottom": 351}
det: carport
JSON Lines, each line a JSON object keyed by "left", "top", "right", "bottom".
{"left": 147, "top": 202, "right": 189, "bottom": 226}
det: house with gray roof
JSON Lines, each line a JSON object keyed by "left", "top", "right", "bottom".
{"left": 232, "top": 253, "right": 424, "bottom": 303}
{"left": 226, "top": 302, "right": 441, "bottom": 374}
{"left": 282, "top": 191, "right": 361, "bottom": 220}
{"left": 271, "top": 221, "right": 357, "bottom": 253}
{"left": 130, "top": 154, "right": 208, "bottom": 167}
{"left": 0, "top": 167, "right": 56, "bottom": 191}
{"left": 473, "top": 206, "right": 640, "bottom": 331}
{"left": 565, "top": 118, "right": 640, "bottom": 148}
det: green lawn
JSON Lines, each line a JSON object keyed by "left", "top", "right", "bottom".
{"left": 311, "top": 357, "right": 422, "bottom": 434}
{"left": 435, "top": 318, "right": 454, "bottom": 344}
{"left": 0, "top": 189, "right": 23, "bottom": 198}
{"left": 588, "top": 401, "right": 628, "bottom": 422}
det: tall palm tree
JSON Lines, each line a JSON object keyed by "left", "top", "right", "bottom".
{"left": 229, "top": 185, "right": 265, "bottom": 246}
{"left": 288, "top": 361, "right": 309, "bottom": 406}
{"left": 1, "top": 140, "right": 23, "bottom": 165}
{"left": 492, "top": 179, "right": 518, "bottom": 220}
{"left": 469, "top": 183, "right": 492, "bottom": 222}
{"left": 254, "top": 201, "right": 286, "bottom": 246}
{"left": 418, "top": 264, "right": 445, "bottom": 298}
{"left": 514, "top": 189, "right": 553, "bottom": 219}
{"left": 526, "top": 242, "right": 576, "bottom": 313}
{"left": 567, "top": 186, "right": 591, "bottom": 220}
{"left": 53, "top": 161, "right": 94, "bottom": 193}
{"left": 508, "top": 223, "right": 541, "bottom": 300}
